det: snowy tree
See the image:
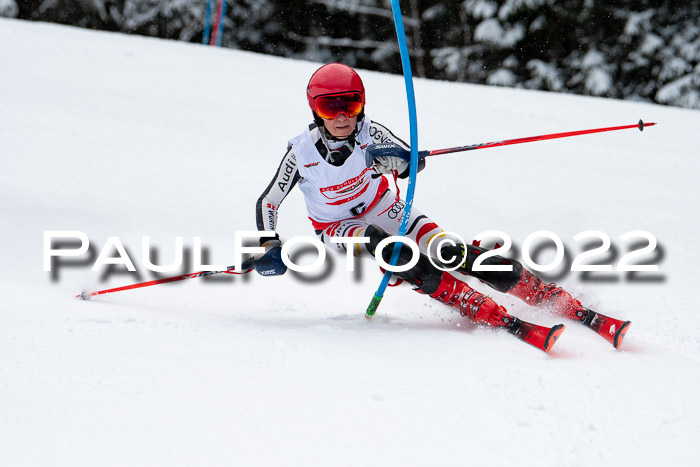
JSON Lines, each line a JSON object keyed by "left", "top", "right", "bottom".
{"left": 616, "top": 1, "right": 700, "bottom": 108}
{"left": 0, "top": 0, "right": 19, "bottom": 18}
{"left": 10, "top": 0, "right": 700, "bottom": 109}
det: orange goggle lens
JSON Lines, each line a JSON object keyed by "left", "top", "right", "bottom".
{"left": 314, "top": 93, "right": 363, "bottom": 120}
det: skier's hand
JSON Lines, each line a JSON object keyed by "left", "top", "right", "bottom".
{"left": 374, "top": 155, "right": 409, "bottom": 175}
{"left": 253, "top": 239, "right": 287, "bottom": 277}
{"left": 364, "top": 143, "right": 411, "bottom": 176}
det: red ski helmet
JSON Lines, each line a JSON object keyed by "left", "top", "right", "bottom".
{"left": 307, "top": 63, "right": 365, "bottom": 121}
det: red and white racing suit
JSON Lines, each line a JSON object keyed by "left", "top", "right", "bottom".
{"left": 256, "top": 116, "right": 445, "bottom": 257}
{"left": 254, "top": 117, "right": 597, "bottom": 342}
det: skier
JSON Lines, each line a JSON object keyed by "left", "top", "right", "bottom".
{"left": 253, "top": 63, "right": 630, "bottom": 352}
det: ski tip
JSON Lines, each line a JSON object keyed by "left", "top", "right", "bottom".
{"left": 613, "top": 321, "right": 631, "bottom": 349}
{"left": 544, "top": 324, "right": 566, "bottom": 353}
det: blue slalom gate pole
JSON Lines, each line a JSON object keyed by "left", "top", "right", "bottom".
{"left": 365, "top": 0, "right": 420, "bottom": 318}
{"left": 202, "top": 0, "right": 213, "bottom": 45}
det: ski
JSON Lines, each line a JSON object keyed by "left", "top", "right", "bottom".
{"left": 507, "top": 317, "right": 565, "bottom": 353}
{"left": 578, "top": 308, "right": 631, "bottom": 349}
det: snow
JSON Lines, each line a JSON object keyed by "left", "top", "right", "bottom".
{"left": 0, "top": 0, "right": 17, "bottom": 18}
{"left": 497, "top": 0, "right": 547, "bottom": 21}
{"left": 584, "top": 68, "right": 613, "bottom": 96}
{"left": 656, "top": 68, "right": 700, "bottom": 109}
{"left": 463, "top": 0, "right": 498, "bottom": 20}
{"left": 474, "top": 18, "right": 525, "bottom": 48}
{"left": 526, "top": 58, "right": 563, "bottom": 90}
{"left": 640, "top": 33, "right": 664, "bottom": 56}
{"left": 624, "top": 10, "right": 654, "bottom": 36}
{"left": 487, "top": 68, "right": 517, "bottom": 86}
{"left": 2, "top": 17, "right": 700, "bottom": 466}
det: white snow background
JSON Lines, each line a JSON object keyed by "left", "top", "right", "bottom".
{"left": 2, "top": 18, "right": 700, "bottom": 467}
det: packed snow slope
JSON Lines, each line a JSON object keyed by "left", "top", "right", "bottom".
{"left": 2, "top": 18, "right": 700, "bottom": 467}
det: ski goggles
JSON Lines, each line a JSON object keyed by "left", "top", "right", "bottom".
{"left": 314, "top": 93, "right": 363, "bottom": 120}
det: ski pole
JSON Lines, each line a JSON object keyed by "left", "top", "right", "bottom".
{"left": 367, "top": 120, "right": 656, "bottom": 164}
{"left": 420, "top": 120, "right": 655, "bottom": 160}
{"left": 76, "top": 258, "right": 255, "bottom": 300}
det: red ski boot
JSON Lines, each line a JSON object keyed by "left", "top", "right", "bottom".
{"left": 508, "top": 269, "right": 631, "bottom": 349}
{"left": 430, "top": 272, "right": 565, "bottom": 352}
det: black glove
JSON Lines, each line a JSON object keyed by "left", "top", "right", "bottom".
{"left": 253, "top": 239, "right": 287, "bottom": 276}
